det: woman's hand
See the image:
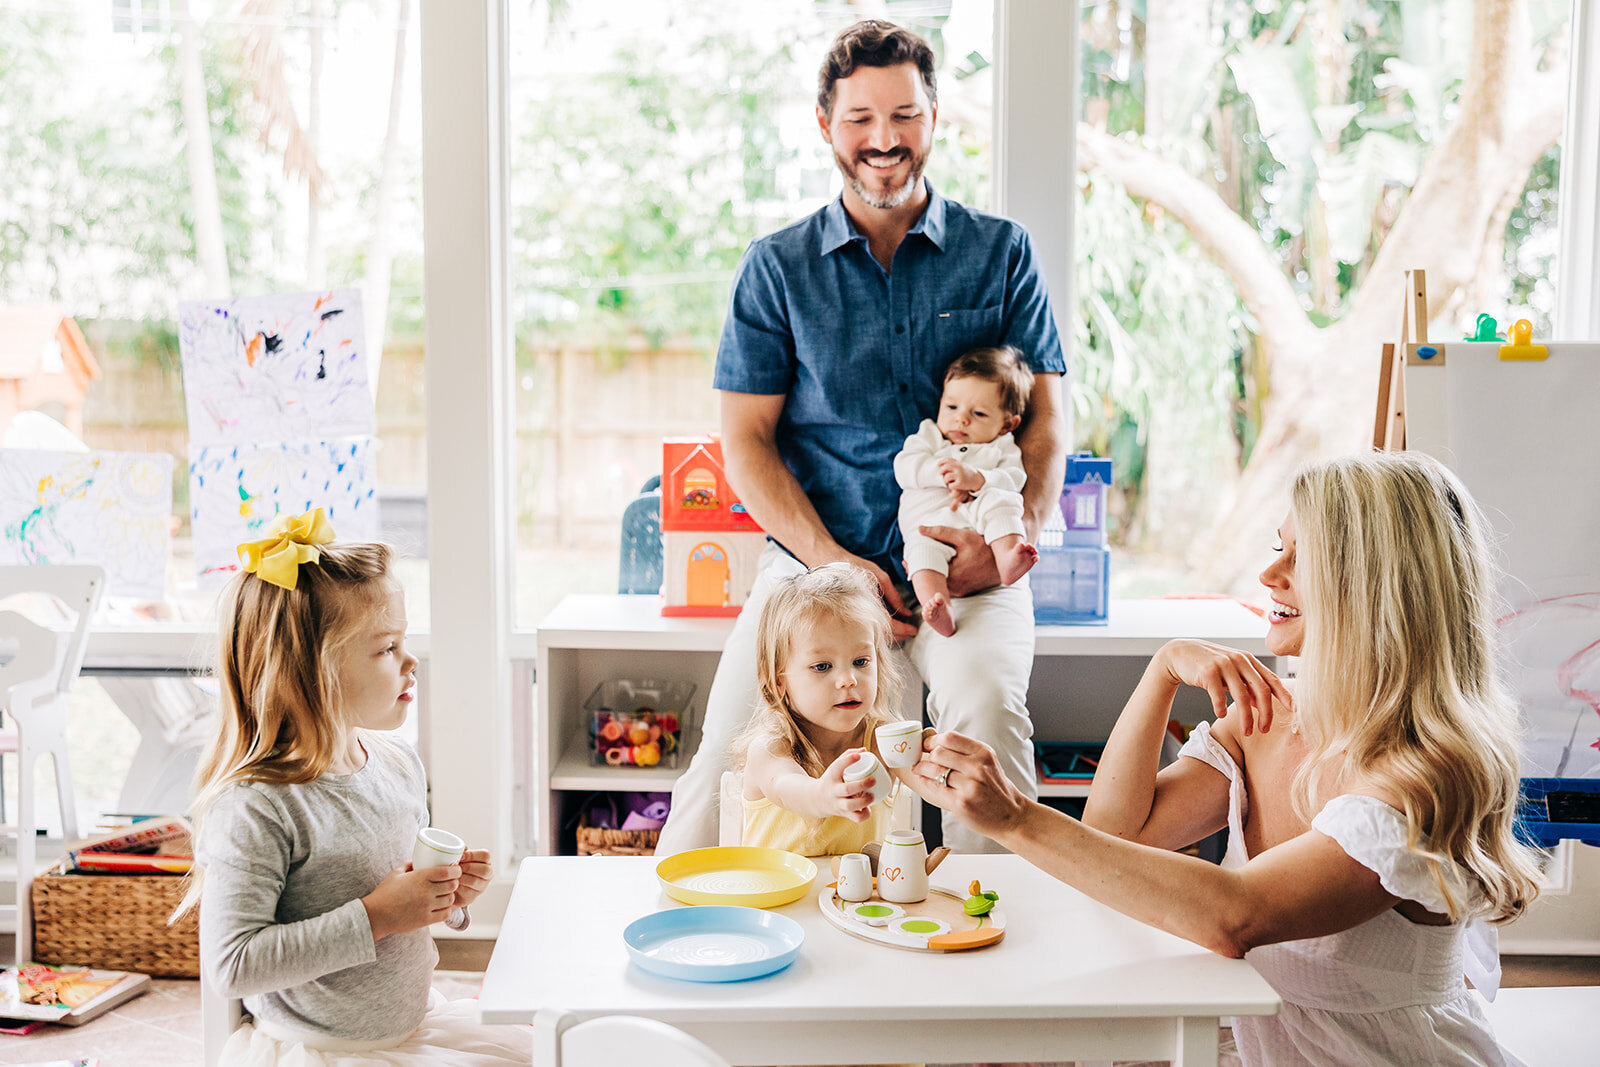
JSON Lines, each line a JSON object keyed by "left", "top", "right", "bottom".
{"left": 908, "top": 731, "right": 1032, "bottom": 840}
{"left": 816, "top": 749, "right": 876, "bottom": 822}
{"left": 1156, "top": 639, "right": 1292, "bottom": 736}
{"left": 451, "top": 849, "right": 493, "bottom": 908}
{"left": 361, "top": 864, "right": 459, "bottom": 941}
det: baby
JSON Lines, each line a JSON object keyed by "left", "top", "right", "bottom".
{"left": 894, "top": 345, "right": 1037, "bottom": 636}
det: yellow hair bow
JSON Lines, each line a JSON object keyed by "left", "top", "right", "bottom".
{"left": 237, "top": 508, "right": 336, "bottom": 591}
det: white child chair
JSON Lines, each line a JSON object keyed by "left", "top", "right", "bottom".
{"left": 535, "top": 1010, "right": 730, "bottom": 1067}
{"left": 0, "top": 563, "right": 105, "bottom": 967}
{"left": 717, "top": 769, "right": 743, "bottom": 847}
{"left": 200, "top": 971, "right": 245, "bottom": 1067}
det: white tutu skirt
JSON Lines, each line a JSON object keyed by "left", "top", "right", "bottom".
{"left": 220, "top": 990, "right": 528, "bottom": 1065}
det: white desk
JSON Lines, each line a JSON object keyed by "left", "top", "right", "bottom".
{"left": 478, "top": 853, "right": 1280, "bottom": 1066}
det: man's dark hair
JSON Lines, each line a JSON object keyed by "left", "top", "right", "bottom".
{"left": 817, "top": 20, "right": 937, "bottom": 120}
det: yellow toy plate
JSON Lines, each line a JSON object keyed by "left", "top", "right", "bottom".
{"left": 655, "top": 847, "right": 818, "bottom": 909}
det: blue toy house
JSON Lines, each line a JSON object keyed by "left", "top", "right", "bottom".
{"left": 1033, "top": 452, "right": 1111, "bottom": 624}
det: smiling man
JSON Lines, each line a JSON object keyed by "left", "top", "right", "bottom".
{"left": 656, "top": 19, "right": 1068, "bottom": 857}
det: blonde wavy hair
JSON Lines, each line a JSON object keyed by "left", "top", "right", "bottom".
{"left": 732, "top": 563, "right": 905, "bottom": 777}
{"left": 1290, "top": 451, "right": 1541, "bottom": 922}
{"left": 175, "top": 542, "right": 396, "bottom": 918}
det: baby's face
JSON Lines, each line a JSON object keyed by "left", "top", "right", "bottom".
{"left": 936, "top": 376, "right": 1016, "bottom": 445}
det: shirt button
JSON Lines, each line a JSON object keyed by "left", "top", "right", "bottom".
{"left": 898, "top": 384, "right": 909, "bottom": 394}
{"left": 959, "top": 445, "right": 968, "bottom": 452}
{"left": 895, "top": 325, "right": 906, "bottom": 334}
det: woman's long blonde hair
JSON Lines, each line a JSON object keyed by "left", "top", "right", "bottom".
{"left": 175, "top": 542, "right": 395, "bottom": 917}
{"left": 732, "top": 563, "right": 905, "bottom": 776}
{"left": 1291, "top": 451, "right": 1541, "bottom": 922}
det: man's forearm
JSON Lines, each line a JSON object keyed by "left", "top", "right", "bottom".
{"left": 723, "top": 432, "right": 841, "bottom": 568}
{"left": 1017, "top": 402, "right": 1066, "bottom": 541}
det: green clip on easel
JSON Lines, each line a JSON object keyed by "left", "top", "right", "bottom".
{"left": 1466, "top": 313, "right": 1503, "bottom": 342}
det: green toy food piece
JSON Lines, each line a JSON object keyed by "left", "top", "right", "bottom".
{"left": 963, "top": 890, "right": 999, "bottom": 916}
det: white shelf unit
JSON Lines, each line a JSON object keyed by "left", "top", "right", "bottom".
{"left": 534, "top": 594, "right": 1278, "bottom": 855}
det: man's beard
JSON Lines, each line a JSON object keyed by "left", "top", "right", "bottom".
{"left": 837, "top": 148, "right": 926, "bottom": 209}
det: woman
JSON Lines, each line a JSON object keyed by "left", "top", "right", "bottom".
{"left": 910, "top": 451, "right": 1542, "bottom": 1065}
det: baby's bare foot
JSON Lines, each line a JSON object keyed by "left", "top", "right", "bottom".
{"left": 997, "top": 541, "right": 1039, "bottom": 585}
{"left": 923, "top": 592, "right": 956, "bottom": 637}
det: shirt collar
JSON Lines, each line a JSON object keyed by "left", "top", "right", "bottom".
{"left": 819, "top": 180, "right": 946, "bottom": 255}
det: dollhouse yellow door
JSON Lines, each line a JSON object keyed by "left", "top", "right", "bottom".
{"left": 686, "top": 543, "right": 730, "bottom": 607}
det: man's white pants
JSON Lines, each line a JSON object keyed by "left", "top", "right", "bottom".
{"left": 655, "top": 545, "right": 1038, "bottom": 856}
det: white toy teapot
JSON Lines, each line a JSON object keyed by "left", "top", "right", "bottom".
{"left": 876, "top": 829, "right": 929, "bottom": 903}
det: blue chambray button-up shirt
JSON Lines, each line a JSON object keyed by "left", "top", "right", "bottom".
{"left": 713, "top": 184, "right": 1067, "bottom": 578}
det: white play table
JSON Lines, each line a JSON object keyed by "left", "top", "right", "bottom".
{"left": 477, "top": 853, "right": 1279, "bottom": 1066}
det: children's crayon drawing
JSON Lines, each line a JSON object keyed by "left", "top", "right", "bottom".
{"left": 178, "top": 289, "right": 374, "bottom": 446}
{"left": 188, "top": 437, "right": 379, "bottom": 586}
{"left": 0, "top": 449, "right": 174, "bottom": 600}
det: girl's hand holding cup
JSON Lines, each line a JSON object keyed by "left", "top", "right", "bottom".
{"left": 361, "top": 862, "right": 460, "bottom": 941}
{"left": 820, "top": 749, "right": 876, "bottom": 822}
{"left": 413, "top": 828, "right": 492, "bottom": 909}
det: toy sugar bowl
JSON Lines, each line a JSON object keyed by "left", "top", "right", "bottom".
{"left": 876, "top": 829, "right": 929, "bottom": 903}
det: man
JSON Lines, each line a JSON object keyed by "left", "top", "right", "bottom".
{"left": 656, "top": 19, "right": 1067, "bottom": 856}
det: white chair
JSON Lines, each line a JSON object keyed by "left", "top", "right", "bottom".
{"left": 0, "top": 611, "right": 65, "bottom": 967}
{"left": 535, "top": 1010, "right": 730, "bottom": 1067}
{"left": 0, "top": 564, "right": 104, "bottom": 967}
{"left": 200, "top": 969, "right": 245, "bottom": 1067}
{"left": 0, "top": 564, "right": 105, "bottom": 839}
{"left": 717, "top": 769, "right": 742, "bottom": 847}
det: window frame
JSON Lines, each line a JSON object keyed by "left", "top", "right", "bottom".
{"left": 417, "top": 0, "right": 1598, "bottom": 902}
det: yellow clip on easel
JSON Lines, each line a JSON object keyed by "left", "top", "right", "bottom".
{"left": 1498, "top": 319, "right": 1548, "bottom": 361}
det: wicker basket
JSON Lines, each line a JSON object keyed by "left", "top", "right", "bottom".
{"left": 31, "top": 865, "right": 200, "bottom": 978}
{"left": 575, "top": 815, "right": 659, "bottom": 856}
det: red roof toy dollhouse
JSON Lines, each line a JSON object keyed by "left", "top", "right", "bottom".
{"left": 661, "top": 436, "right": 766, "bottom": 617}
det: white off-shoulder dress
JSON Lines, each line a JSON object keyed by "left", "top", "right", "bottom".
{"left": 1179, "top": 721, "right": 1516, "bottom": 1067}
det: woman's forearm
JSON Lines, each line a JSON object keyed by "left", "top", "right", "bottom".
{"left": 994, "top": 801, "right": 1253, "bottom": 958}
{"left": 1081, "top": 652, "right": 1181, "bottom": 838}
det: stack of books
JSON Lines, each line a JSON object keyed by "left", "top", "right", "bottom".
{"left": 65, "top": 816, "right": 192, "bottom": 875}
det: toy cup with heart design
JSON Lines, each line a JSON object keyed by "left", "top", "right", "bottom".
{"left": 841, "top": 750, "right": 881, "bottom": 807}
{"left": 876, "top": 829, "right": 929, "bottom": 903}
{"left": 413, "top": 827, "right": 466, "bottom": 871}
{"left": 875, "top": 720, "right": 922, "bottom": 768}
{"left": 836, "top": 852, "right": 874, "bottom": 902}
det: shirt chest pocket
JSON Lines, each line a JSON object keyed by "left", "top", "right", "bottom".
{"left": 932, "top": 305, "right": 1005, "bottom": 365}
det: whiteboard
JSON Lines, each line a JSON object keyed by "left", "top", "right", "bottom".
{"left": 1407, "top": 341, "right": 1600, "bottom": 778}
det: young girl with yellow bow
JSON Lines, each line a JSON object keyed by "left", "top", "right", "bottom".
{"left": 177, "top": 511, "right": 526, "bottom": 1065}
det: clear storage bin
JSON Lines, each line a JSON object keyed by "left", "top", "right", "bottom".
{"left": 586, "top": 678, "right": 696, "bottom": 768}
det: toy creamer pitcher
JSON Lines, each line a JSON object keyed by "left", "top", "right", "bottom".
{"left": 876, "top": 829, "right": 929, "bottom": 903}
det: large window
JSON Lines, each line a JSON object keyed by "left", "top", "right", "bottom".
{"left": 2, "top": 1, "right": 424, "bottom": 828}
{"left": 1073, "top": 0, "right": 1571, "bottom": 596}
{"left": 506, "top": 0, "right": 995, "bottom": 626}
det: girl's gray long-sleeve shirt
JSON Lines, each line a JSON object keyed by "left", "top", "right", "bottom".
{"left": 196, "top": 732, "right": 435, "bottom": 1044}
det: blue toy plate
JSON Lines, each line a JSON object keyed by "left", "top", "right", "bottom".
{"left": 623, "top": 905, "right": 804, "bottom": 982}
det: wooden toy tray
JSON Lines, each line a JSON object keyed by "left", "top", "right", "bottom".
{"left": 817, "top": 882, "right": 1005, "bottom": 953}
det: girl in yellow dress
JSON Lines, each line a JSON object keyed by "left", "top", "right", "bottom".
{"left": 730, "top": 563, "right": 910, "bottom": 857}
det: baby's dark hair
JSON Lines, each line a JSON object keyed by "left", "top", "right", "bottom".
{"left": 944, "top": 345, "right": 1033, "bottom": 419}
